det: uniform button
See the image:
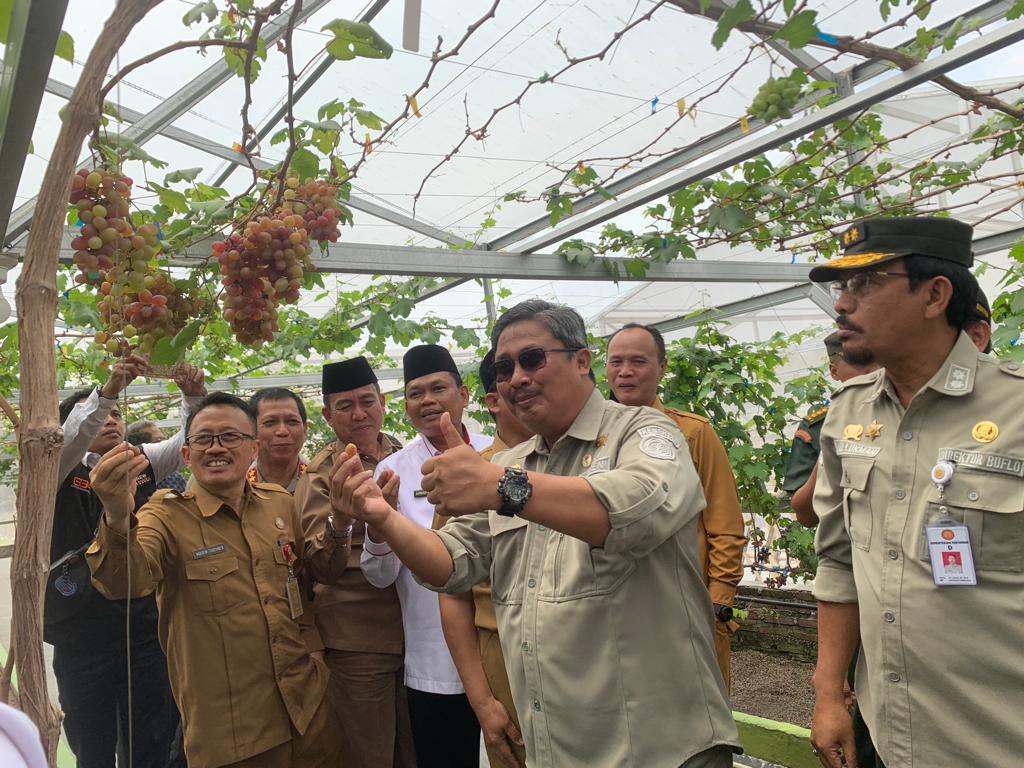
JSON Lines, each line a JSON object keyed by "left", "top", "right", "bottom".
{"left": 1008, "top": 363, "right": 1020, "bottom": 371}
{"left": 883, "top": 611, "right": 895, "bottom": 623}
{"left": 887, "top": 549, "right": 899, "bottom": 560}
{"left": 521, "top": 641, "right": 530, "bottom": 652}
{"left": 527, "top": 578, "right": 536, "bottom": 588}
{"left": 894, "top": 489, "right": 906, "bottom": 500}
{"left": 536, "top": 525, "right": 546, "bottom": 532}
{"left": 887, "top": 672, "right": 901, "bottom": 683}
{"left": 967, "top": 490, "right": 979, "bottom": 501}
{"left": 901, "top": 430, "right": 913, "bottom": 441}
{"left": 209, "top": 567, "right": 218, "bottom": 574}
{"left": 532, "top": 700, "right": 541, "bottom": 711}
{"left": 662, "top": 482, "right": 669, "bottom": 492}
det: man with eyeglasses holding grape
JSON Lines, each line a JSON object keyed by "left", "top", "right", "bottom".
{"left": 86, "top": 391, "right": 353, "bottom": 767}
{"left": 335, "top": 301, "right": 740, "bottom": 768}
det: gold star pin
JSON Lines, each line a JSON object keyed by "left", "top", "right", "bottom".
{"left": 842, "top": 424, "right": 864, "bottom": 441}
{"left": 596, "top": 435, "right": 608, "bottom": 447}
{"left": 866, "top": 420, "right": 883, "bottom": 439}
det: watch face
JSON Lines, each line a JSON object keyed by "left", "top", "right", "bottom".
{"left": 506, "top": 482, "right": 530, "bottom": 504}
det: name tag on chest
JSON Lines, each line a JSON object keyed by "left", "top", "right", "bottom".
{"left": 192, "top": 544, "right": 226, "bottom": 560}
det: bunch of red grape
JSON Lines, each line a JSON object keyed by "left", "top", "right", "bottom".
{"left": 212, "top": 175, "right": 345, "bottom": 346}
{"left": 69, "top": 167, "right": 195, "bottom": 355}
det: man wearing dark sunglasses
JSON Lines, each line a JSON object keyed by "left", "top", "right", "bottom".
{"left": 334, "top": 301, "right": 740, "bottom": 768}
{"left": 87, "top": 391, "right": 353, "bottom": 767}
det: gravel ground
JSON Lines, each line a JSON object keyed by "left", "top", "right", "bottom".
{"left": 731, "top": 649, "right": 815, "bottom": 728}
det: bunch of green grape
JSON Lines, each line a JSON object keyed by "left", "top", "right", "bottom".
{"left": 748, "top": 77, "right": 802, "bottom": 122}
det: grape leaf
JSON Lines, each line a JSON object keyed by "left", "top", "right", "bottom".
{"left": 164, "top": 167, "right": 203, "bottom": 185}
{"left": 0, "top": 0, "right": 10, "bottom": 43}
{"left": 288, "top": 148, "right": 320, "bottom": 184}
{"left": 171, "top": 320, "right": 204, "bottom": 350}
{"left": 149, "top": 337, "right": 185, "bottom": 366}
{"left": 773, "top": 10, "right": 819, "bottom": 49}
{"left": 183, "top": 1, "right": 218, "bottom": 26}
{"left": 150, "top": 184, "right": 190, "bottom": 214}
{"left": 711, "top": 0, "right": 755, "bottom": 50}
{"left": 322, "top": 19, "right": 393, "bottom": 61}
{"left": 55, "top": 30, "right": 74, "bottom": 63}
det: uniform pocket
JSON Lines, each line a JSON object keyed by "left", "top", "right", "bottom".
{"left": 840, "top": 458, "right": 875, "bottom": 551}
{"left": 922, "top": 475, "right": 1024, "bottom": 572}
{"left": 184, "top": 556, "right": 245, "bottom": 614}
{"left": 489, "top": 516, "right": 528, "bottom": 606}
{"left": 549, "top": 535, "right": 636, "bottom": 601}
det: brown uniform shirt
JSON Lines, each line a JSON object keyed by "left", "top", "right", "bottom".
{"left": 430, "top": 434, "right": 509, "bottom": 631}
{"left": 87, "top": 481, "right": 347, "bottom": 768}
{"left": 656, "top": 400, "right": 746, "bottom": 604}
{"left": 295, "top": 433, "right": 405, "bottom": 654}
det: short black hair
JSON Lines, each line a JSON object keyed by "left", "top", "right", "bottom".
{"left": 185, "top": 392, "right": 256, "bottom": 437}
{"left": 250, "top": 387, "right": 308, "bottom": 423}
{"left": 608, "top": 323, "right": 667, "bottom": 363}
{"left": 59, "top": 388, "right": 97, "bottom": 426}
{"left": 126, "top": 420, "right": 160, "bottom": 446}
{"left": 903, "top": 255, "right": 974, "bottom": 330}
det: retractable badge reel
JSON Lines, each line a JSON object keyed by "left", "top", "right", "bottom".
{"left": 282, "top": 542, "right": 304, "bottom": 619}
{"left": 925, "top": 461, "right": 976, "bottom": 586}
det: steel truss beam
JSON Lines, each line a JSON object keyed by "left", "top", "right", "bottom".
{"left": 508, "top": 20, "right": 1024, "bottom": 255}
{"left": 4, "top": 0, "right": 333, "bottom": 247}
{"left": 487, "top": 0, "right": 1018, "bottom": 253}
{"left": 0, "top": 0, "right": 69, "bottom": 242}
{"left": 647, "top": 283, "right": 822, "bottom": 334}
{"left": 975, "top": 226, "right": 1024, "bottom": 256}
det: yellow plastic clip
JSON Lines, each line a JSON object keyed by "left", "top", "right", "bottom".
{"left": 739, "top": 115, "right": 750, "bottom": 134}
{"left": 676, "top": 98, "right": 686, "bottom": 117}
{"left": 364, "top": 133, "right": 373, "bottom": 155}
{"left": 408, "top": 94, "right": 422, "bottom": 118}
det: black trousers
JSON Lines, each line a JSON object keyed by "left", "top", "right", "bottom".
{"left": 406, "top": 688, "right": 480, "bottom": 768}
{"left": 53, "top": 631, "right": 180, "bottom": 768}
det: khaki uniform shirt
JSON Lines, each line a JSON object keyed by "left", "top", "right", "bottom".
{"left": 86, "top": 481, "right": 347, "bottom": 768}
{"left": 656, "top": 400, "right": 746, "bottom": 604}
{"left": 295, "top": 434, "right": 405, "bottom": 655}
{"left": 813, "top": 332, "right": 1024, "bottom": 767}
{"left": 431, "top": 435, "right": 511, "bottom": 632}
{"left": 430, "top": 389, "right": 739, "bottom": 768}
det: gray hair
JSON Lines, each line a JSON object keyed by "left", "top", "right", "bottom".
{"left": 491, "top": 299, "right": 588, "bottom": 350}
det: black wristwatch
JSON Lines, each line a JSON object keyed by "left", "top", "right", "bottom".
{"left": 496, "top": 466, "right": 532, "bottom": 517}
{"left": 713, "top": 603, "right": 734, "bottom": 623}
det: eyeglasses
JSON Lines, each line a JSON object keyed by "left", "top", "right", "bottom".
{"left": 185, "top": 431, "right": 255, "bottom": 450}
{"left": 493, "top": 347, "right": 582, "bottom": 382}
{"left": 828, "top": 270, "right": 911, "bottom": 301}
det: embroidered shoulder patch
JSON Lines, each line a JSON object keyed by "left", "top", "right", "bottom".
{"left": 637, "top": 425, "right": 677, "bottom": 460}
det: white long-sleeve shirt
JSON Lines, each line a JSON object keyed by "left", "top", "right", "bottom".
{"left": 59, "top": 388, "right": 201, "bottom": 483}
{"left": 362, "top": 430, "right": 490, "bottom": 694}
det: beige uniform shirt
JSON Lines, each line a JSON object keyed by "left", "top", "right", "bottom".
{"left": 87, "top": 481, "right": 347, "bottom": 768}
{"left": 813, "top": 332, "right": 1024, "bottom": 767}
{"left": 430, "top": 389, "right": 739, "bottom": 768}
{"left": 295, "top": 434, "right": 405, "bottom": 654}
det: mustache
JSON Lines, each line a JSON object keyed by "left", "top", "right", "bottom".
{"left": 836, "top": 314, "right": 863, "bottom": 334}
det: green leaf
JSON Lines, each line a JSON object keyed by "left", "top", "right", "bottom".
{"left": 183, "top": 1, "right": 218, "bottom": 26}
{"left": 164, "top": 167, "right": 203, "bottom": 185}
{"left": 322, "top": 19, "right": 393, "bottom": 61}
{"left": 783, "top": 0, "right": 796, "bottom": 14}
{"left": 150, "top": 183, "right": 190, "bottom": 214}
{"left": 1009, "top": 0, "right": 1024, "bottom": 19}
{"left": 288, "top": 147, "right": 320, "bottom": 183}
{"left": 55, "top": 30, "right": 74, "bottom": 63}
{"left": 270, "top": 127, "right": 290, "bottom": 146}
{"left": 773, "top": 10, "right": 819, "bottom": 49}
{"left": 150, "top": 337, "right": 185, "bottom": 366}
{"left": 711, "top": 0, "right": 755, "bottom": 50}
{"left": 353, "top": 108, "right": 382, "bottom": 131}
{"left": 171, "top": 319, "right": 204, "bottom": 350}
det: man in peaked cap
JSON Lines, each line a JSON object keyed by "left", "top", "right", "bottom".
{"left": 295, "top": 357, "right": 415, "bottom": 768}
{"left": 807, "top": 217, "right": 1024, "bottom": 768}
{"left": 361, "top": 344, "right": 490, "bottom": 768}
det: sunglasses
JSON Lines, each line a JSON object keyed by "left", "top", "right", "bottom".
{"left": 493, "top": 347, "right": 582, "bottom": 382}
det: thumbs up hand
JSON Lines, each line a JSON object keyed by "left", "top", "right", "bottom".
{"left": 420, "top": 412, "right": 502, "bottom": 517}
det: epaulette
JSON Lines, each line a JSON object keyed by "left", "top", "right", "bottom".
{"left": 307, "top": 442, "right": 337, "bottom": 471}
{"left": 831, "top": 367, "right": 884, "bottom": 396}
{"left": 999, "top": 360, "right": 1024, "bottom": 378}
{"left": 663, "top": 405, "right": 709, "bottom": 425}
{"left": 805, "top": 405, "right": 829, "bottom": 424}
{"left": 150, "top": 488, "right": 186, "bottom": 502}
{"left": 253, "top": 481, "right": 289, "bottom": 494}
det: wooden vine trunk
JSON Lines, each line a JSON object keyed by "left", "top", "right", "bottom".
{"left": 11, "top": 1, "right": 163, "bottom": 762}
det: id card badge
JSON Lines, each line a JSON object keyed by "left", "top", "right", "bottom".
{"left": 925, "top": 521, "right": 977, "bottom": 586}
